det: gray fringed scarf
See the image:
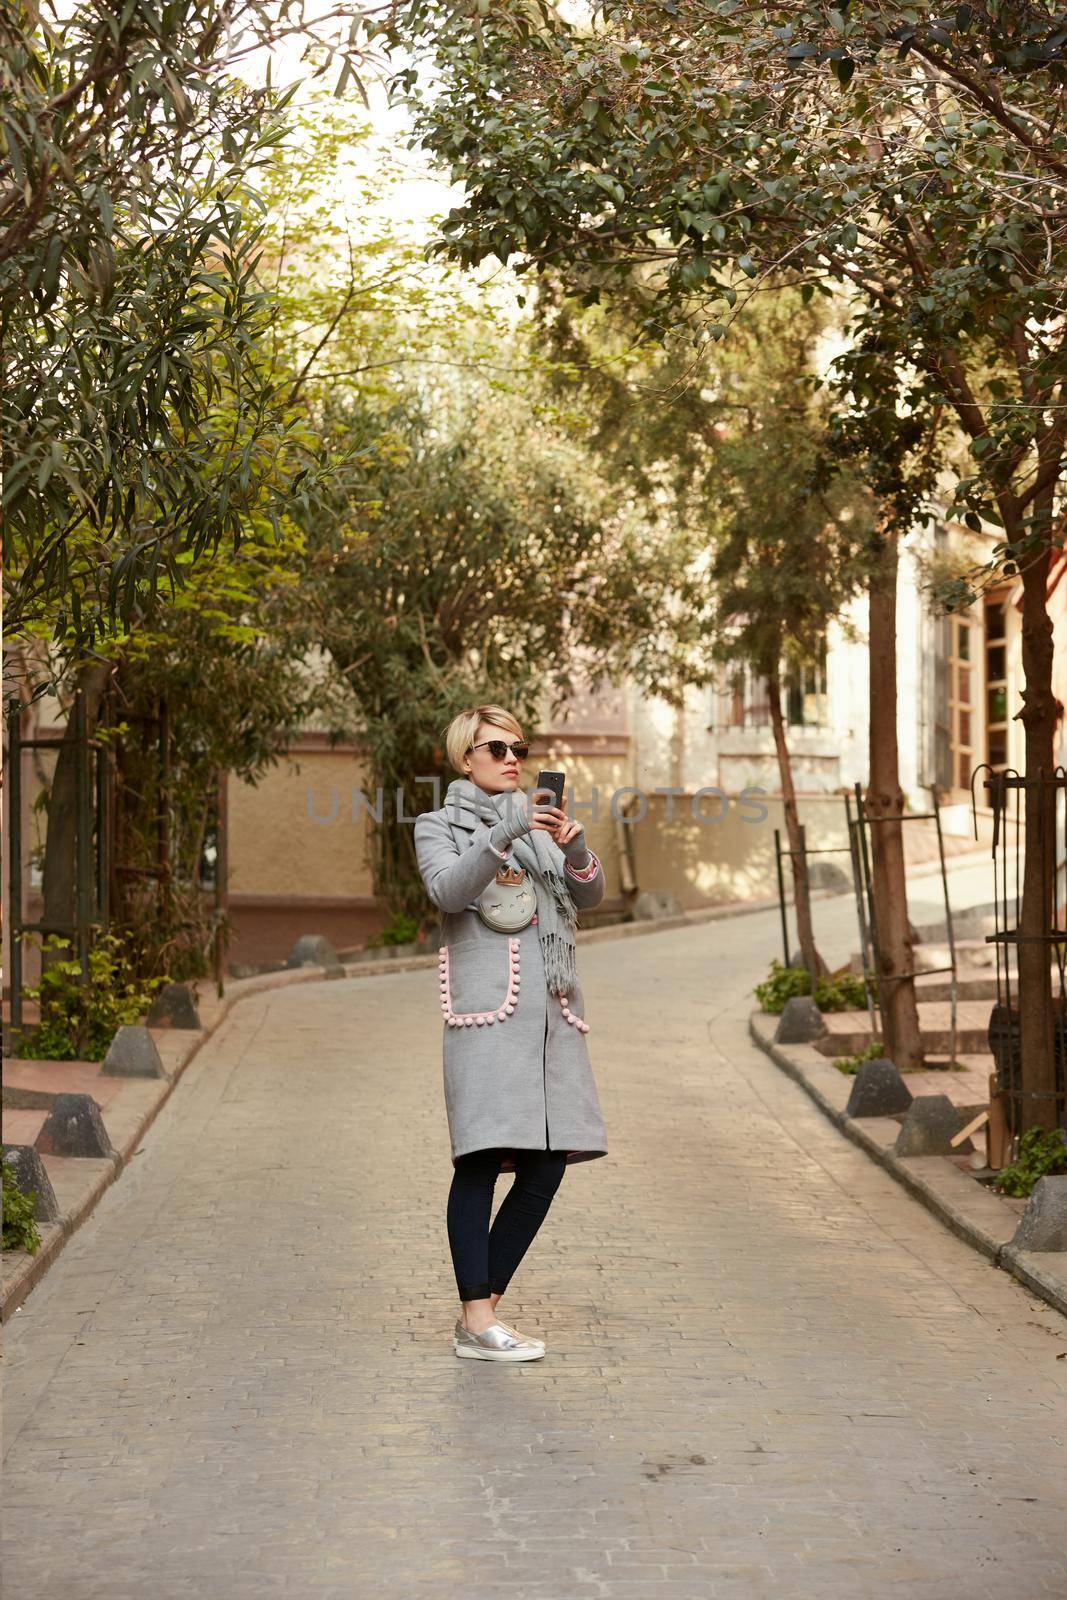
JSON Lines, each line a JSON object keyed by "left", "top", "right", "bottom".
{"left": 444, "top": 777, "right": 579, "bottom": 996}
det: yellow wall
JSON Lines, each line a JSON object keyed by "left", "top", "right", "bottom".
{"left": 226, "top": 738, "right": 630, "bottom": 905}
{"left": 229, "top": 745, "right": 853, "bottom": 915}
{"left": 228, "top": 747, "right": 376, "bottom": 898}
{"left": 627, "top": 791, "right": 853, "bottom": 909}
{"left": 222, "top": 736, "right": 634, "bottom": 963}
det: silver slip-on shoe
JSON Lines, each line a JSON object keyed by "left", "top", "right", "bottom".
{"left": 495, "top": 1317, "right": 545, "bottom": 1350}
{"left": 454, "top": 1316, "right": 545, "bottom": 1351}
{"left": 453, "top": 1320, "right": 546, "bottom": 1361}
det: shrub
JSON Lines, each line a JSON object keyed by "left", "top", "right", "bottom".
{"left": 13, "top": 932, "right": 170, "bottom": 1062}
{"left": 755, "top": 959, "right": 870, "bottom": 1016}
{"left": 2, "top": 1156, "right": 41, "bottom": 1256}
{"left": 753, "top": 960, "right": 810, "bottom": 1013}
{"left": 832, "top": 1042, "right": 886, "bottom": 1076}
{"left": 994, "top": 1127, "right": 1067, "bottom": 1198}
{"left": 366, "top": 911, "right": 423, "bottom": 949}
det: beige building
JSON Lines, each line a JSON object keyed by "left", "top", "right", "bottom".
{"left": 223, "top": 690, "right": 633, "bottom": 964}
{"left": 223, "top": 519, "right": 1048, "bottom": 963}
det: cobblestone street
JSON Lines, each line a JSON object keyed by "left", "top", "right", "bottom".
{"left": 4, "top": 880, "right": 1067, "bottom": 1599}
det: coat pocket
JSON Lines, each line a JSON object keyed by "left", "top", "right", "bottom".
{"left": 438, "top": 937, "right": 521, "bottom": 1028}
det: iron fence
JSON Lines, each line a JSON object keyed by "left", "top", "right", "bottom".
{"left": 5, "top": 688, "right": 230, "bottom": 1033}
{"left": 847, "top": 782, "right": 958, "bottom": 1069}
{"left": 971, "top": 765, "right": 1067, "bottom": 1141}
{"left": 5, "top": 687, "right": 113, "bottom": 1032}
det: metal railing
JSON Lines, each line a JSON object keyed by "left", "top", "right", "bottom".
{"left": 846, "top": 782, "right": 958, "bottom": 1068}
{"left": 6, "top": 688, "right": 113, "bottom": 1031}
{"left": 772, "top": 813, "right": 880, "bottom": 1035}
{"left": 6, "top": 687, "right": 231, "bottom": 1030}
{"left": 971, "top": 765, "right": 1067, "bottom": 1139}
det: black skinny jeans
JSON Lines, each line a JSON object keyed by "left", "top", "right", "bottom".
{"left": 447, "top": 1146, "right": 568, "bottom": 1302}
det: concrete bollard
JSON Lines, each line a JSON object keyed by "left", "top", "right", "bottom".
{"left": 34, "top": 1095, "right": 116, "bottom": 1160}
{"left": 1010, "top": 1174, "right": 1067, "bottom": 1252}
{"left": 145, "top": 982, "right": 201, "bottom": 1029}
{"left": 101, "top": 1025, "right": 168, "bottom": 1078}
{"left": 632, "top": 890, "right": 683, "bottom": 921}
{"left": 895, "top": 1094, "right": 975, "bottom": 1157}
{"left": 2, "top": 1143, "right": 60, "bottom": 1222}
{"left": 845, "top": 1058, "right": 914, "bottom": 1118}
{"left": 774, "top": 996, "right": 828, "bottom": 1045}
{"left": 286, "top": 934, "right": 342, "bottom": 971}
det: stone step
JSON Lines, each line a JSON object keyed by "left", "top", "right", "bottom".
{"left": 813, "top": 999, "right": 992, "bottom": 1059}
{"left": 921, "top": 938, "right": 1018, "bottom": 971}
{"left": 912, "top": 971, "right": 998, "bottom": 1004}
{"left": 911, "top": 903, "right": 1000, "bottom": 942}
{"left": 849, "top": 943, "right": 1016, "bottom": 984}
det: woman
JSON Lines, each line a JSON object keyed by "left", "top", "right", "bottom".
{"left": 413, "top": 705, "right": 608, "bottom": 1363}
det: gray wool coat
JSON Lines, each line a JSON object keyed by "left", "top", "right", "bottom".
{"left": 413, "top": 803, "right": 609, "bottom": 1172}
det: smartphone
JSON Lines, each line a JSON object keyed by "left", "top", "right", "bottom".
{"left": 535, "top": 769, "right": 565, "bottom": 810}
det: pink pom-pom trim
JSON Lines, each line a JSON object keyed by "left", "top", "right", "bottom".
{"left": 557, "top": 990, "right": 591, "bottom": 1033}
{"left": 437, "top": 942, "right": 591, "bottom": 1034}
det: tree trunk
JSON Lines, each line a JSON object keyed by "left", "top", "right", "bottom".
{"left": 1015, "top": 539, "right": 1059, "bottom": 1132}
{"left": 768, "top": 663, "right": 828, "bottom": 980}
{"left": 40, "top": 658, "right": 115, "bottom": 975}
{"left": 866, "top": 532, "right": 925, "bottom": 1070}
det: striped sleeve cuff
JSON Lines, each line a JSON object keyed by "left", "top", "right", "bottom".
{"left": 564, "top": 848, "right": 600, "bottom": 881}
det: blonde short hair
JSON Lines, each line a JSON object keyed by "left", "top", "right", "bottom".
{"left": 444, "top": 705, "right": 524, "bottom": 774}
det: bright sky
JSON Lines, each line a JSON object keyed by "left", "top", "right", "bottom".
{"left": 235, "top": 24, "right": 454, "bottom": 235}
{"left": 234, "top": 20, "right": 529, "bottom": 324}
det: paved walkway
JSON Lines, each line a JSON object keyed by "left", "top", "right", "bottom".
{"left": 4, "top": 873, "right": 1066, "bottom": 1599}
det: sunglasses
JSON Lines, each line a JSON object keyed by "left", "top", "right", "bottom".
{"left": 470, "top": 739, "right": 529, "bottom": 762}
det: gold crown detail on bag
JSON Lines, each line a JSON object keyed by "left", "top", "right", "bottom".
{"left": 477, "top": 859, "right": 535, "bottom": 933}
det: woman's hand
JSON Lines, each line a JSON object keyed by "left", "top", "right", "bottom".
{"left": 493, "top": 788, "right": 559, "bottom": 844}
{"left": 528, "top": 788, "right": 566, "bottom": 836}
{"left": 539, "top": 793, "right": 586, "bottom": 857}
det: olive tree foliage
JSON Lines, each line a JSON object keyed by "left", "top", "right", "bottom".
{"left": 1, "top": 3, "right": 381, "bottom": 988}
{"left": 84, "top": 528, "right": 327, "bottom": 987}
{"left": 1, "top": 0, "right": 383, "bottom": 657}
{"left": 391, "top": 0, "right": 1066, "bottom": 1114}
{"left": 481, "top": 274, "right": 879, "bottom": 664}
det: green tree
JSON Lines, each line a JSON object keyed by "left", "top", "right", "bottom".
{"left": 295, "top": 379, "right": 706, "bottom": 924}
{"left": 2, "top": 3, "right": 374, "bottom": 981}
{"left": 251, "top": 90, "right": 713, "bottom": 923}
{"left": 532, "top": 284, "right": 877, "bottom": 987}
{"left": 698, "top": 300, "right": 875, "bottom": 985}
{"left": 7, "top": 510, "right": 325, "bottom": 987}
{"left": 396, "top": 0, "right": 1066, "bottom": 1122}
{"left": 107, "top": 524, "right": 326, "bottom": 984}
{"left": 1, "top": 0, "right": 376, "bottom": 649}
{"left": 818, "top": 327, "right": 947, "bottom": 1066}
